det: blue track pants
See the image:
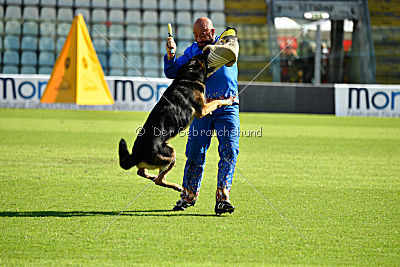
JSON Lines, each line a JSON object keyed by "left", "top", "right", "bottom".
{"left": 180, "top": 105, "right": 240, "bottom": 203}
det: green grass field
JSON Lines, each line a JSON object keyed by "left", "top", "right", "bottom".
{"left": 0, "top": 108, "right": 399, "bottom": 265}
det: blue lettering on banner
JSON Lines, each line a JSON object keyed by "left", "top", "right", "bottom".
{"left": 1, "top": 77, "right": 48, "bottom": 100}
{"left": 349, "top": 88, "right": 369, "bottom": 109}
{"left": 392, "top": 92, "right": 400, "bottom": 110}
{"left": 371, "top": 91, "right": 389, "bottom": 109}
{"left": 38, "top": 81, "right": 48, "bottom": 99}
{"left": 156, "top": 84, "right": 168, "bottom": 101}
{"left": 1, "top": 77, "right": 16, "bottom": 99}
{"left": 137, "top": 84, "right": 154, "bottom": 101}
{"left": 349, "top": 88, "right": 400, "bottom": 110}
{"left": 18, "top": 81, "right": 35, "bottom": 99}
{"left": 114, "top": 80, "right": 135, "bottom": 101}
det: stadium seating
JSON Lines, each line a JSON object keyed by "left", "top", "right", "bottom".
{"left": 175, "top": 0, "right": 191, "bottom": 10}
{"left": 23, "top": 6, "right": 39, "bottom": 20}
{"left": 22, "top": 21, "right": 38, "bottom": 35}
{"left": 109, "top": 39, "right": 124, "bottom": 52}
{"left": 109, "top": 25, "right": 124, "bottom": 38}
{"left": 20, "top": 66, "right": 37, "bottom": 74}
{"left": 192, "top": 0, "right": 208, "bottom": 11}
{"left": 75, "top": 9, "right": 90, "bottom": 22}
{"left": 110, "top": 0, "right": 124, "bottom": 8}
{"left": 91, "top": 24, "right": 107, "bottom": 38}
{"left": 142, "top": 0, "right": 157, "bottom": 9}
{"left": 142, "top": 25, "right": 158, "bottom": 38}
{"left": 177, "top": 25, "right": 192, "bottom": 40}
{"left": 5, "top": 21, "right": 21, "bottom": 35}
{"left": 3, "top": 51, "right": 19, "bottom": 65}
{"left": 159, "top": 11, "right": 175, "bottom": 24}
{"left": 142, "top": 40, "right": 158, "bottom": 54}
{"left": 41, "top": 0, "right": 56, "bottom": 6}
{"left": 209, "top": 0, "right": 225, "bottom": 11}
{"left": 6, "top": 0, "right": 23, "bottom": 4}
{"left": 210, "top": 12, "right": 226, "bottom": 26}
{"left": 143, "top": 10, "right": 158, "bottom": 24}
{"left": 57, "top": 23, "right": 71, "bottom": 36}
{"left": 127, "top": 54, "right": 142, "bottom": 68}
{"left": 24, "top": 0, "right": 39, "bottom": 5}
{"left": 57, "top": 0, "right": 72, "bottom": 7}
{"left": 58, "top": 8, "right": 73, "bottom": 21}
{"left": 92, "top": 0, "right": 107, "bottom": 8}
{"left": 74, "top": 0, "right": 90, "bottom": 8}
{"left": 159, "top": 41, "right": 167, "bottom": 55}
{"left": 22, "top": 36, "right": 37, "bottom": 51}
{"left": 144, "top": 69, "right": 159, "bottom": 77}
{"left": 126, "top": 25, "right": 141, "bottom": 38}
{"left": 21, "top": 52, "right": 37, "bottom": 65}
{"left": 143, "top": 55, "right": 159, "bottom": 69}
{"left": 5, "top": 6, "right": 21, "bottom": 19}
{"left": 125, "top": 0, "right": 140, "bottom": 9}
{"left": 0, "top": 0, "right": 229, "bottom": 77}
{"left": 56, "top": 37, "right": 66, "bottom": 51}
{"left": 126, "top": 10, "right": 141, "bottom": 24}
{"left": 126, "top": 39, "right": 141, "bottom": 53}
{"left": 39, "top": 52, "right": 55, "bottom": 66}
{"left": 91, "top": 9, "right": 107, "bottom": 23}
{"left": 40, "top": 22, "right": 56, "bottom": 36}
{"left": 38, "top": 67, "right": 53, "bottom": 74}
{"left": 109, "top": 54, "right": 125, "bottom": 68}
{"left": 97, "top": 53, "right": 107, "bottom": 68}
{"left": 39, "top": 37, "right": 54, "bottom": 51}
{"left": 176, "top": 11, "right": 191, "bottom": 25}
{"left": 41, "top": 7, "right": 56, "bottom": 20}
{"left": 193, "top": 11, "right": 208, "bottom": 22}
{"left": 93, "top": 38, "right": 107, "bottom": 53}
{"left": 4, "top": 35, "right": 20, "bottom": 50}
{"left": 109, "top": 9, "right": 124, "bottom": 23}
{"left": 109, "top": 68, "right": 125, "bottom": 76}
{"left": 159, "top": 0, "right": 174, "bottom": 10}
{"left": 3, "top": 66, "right": 19, "bottom": 74}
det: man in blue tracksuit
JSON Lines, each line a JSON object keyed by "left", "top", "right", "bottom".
{"left": 164, "top": 17, "right": 239, "bottom": 215}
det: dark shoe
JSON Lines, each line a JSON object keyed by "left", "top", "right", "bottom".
{"left": 215, "top": 201, "right": 235, "bottom": 215}
{"left": 173, "top": 198, "right": 196, "bottom": 211}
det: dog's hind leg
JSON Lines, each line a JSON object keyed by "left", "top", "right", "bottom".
{"left": 137, "top": 168, "right": 157, "bottom": 180}
{"left": 154, "top": 144, "right": 183, "bottom": 192}
{"left": 155, "top": 159, "right": 183, "bottom": 192}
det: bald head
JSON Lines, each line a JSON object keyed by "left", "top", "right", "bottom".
{"left": 193, "top": 17, "right": 215, "bottom": 49}
{"left": 194, "top": 17, "right": 214, "bottom": 32}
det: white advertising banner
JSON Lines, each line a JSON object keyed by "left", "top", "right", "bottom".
{"left": 0, "top": 74, "right": 172, "bottom": 111}
{"left": 335, "top": 84, "right": 400, "bottom": 117}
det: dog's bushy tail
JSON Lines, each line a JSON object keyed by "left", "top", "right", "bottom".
{"left": 119, "top": 139, "right": 138, "bottom": 170}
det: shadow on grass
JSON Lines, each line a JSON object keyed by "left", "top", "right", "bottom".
{"left": 0, "top": 210, "right": 219, "bottom": 217}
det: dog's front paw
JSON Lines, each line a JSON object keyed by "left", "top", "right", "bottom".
{"left": 220, "top": 98, "right": 234, "bottom": 106}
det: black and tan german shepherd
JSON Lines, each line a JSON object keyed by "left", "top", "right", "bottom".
{"left": 118, "top": 52, "right": 232, "bottom": 191}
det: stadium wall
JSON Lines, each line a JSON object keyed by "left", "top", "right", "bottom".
{"left": 238, "top": 82, "right": 335, "bottom": 114}
{"left": 1, "top": 75, "right": 399, "bottom": 117}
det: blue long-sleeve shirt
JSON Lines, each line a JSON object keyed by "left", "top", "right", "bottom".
{"left": 163, "top": 36, "right": 239, "bottom": 108}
